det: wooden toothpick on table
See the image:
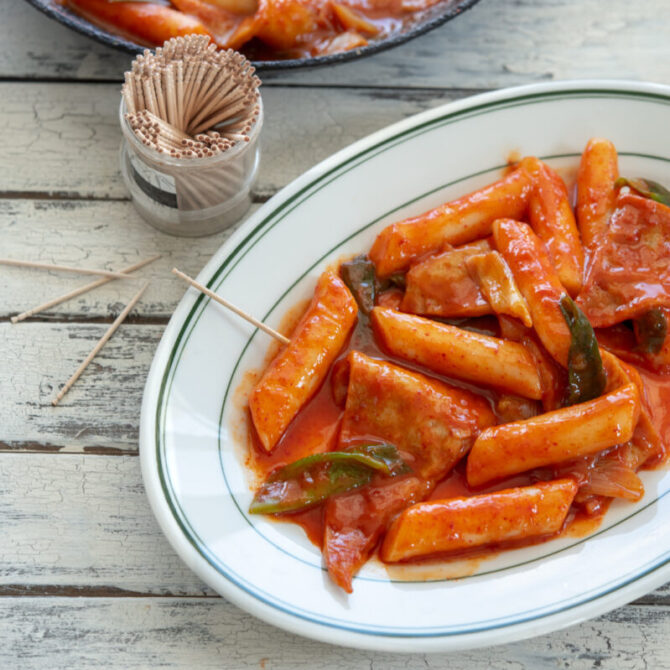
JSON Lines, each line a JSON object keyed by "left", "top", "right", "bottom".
{"left": 11, "top": 255, "right": 161, "bottom": 324}
{"left": 172, "top": 268, "right": 290, "bottom": 345}
{"left": 0, "top": 258, "right": 133, "bottom": 280}
{"left": 52, "top": 282, "right": 150, "bottom": 406}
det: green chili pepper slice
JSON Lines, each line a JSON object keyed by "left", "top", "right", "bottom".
{"left": 559, "top": 294, "right": 607, "bottom": 406}
{"left": 340, "top": 255, "right": 377, "bottom": 315}
{"left": 249, "top": 444, "right": 411, "bottom": 515}
{"left": 340, "top": 256, "right": 407, "bottom": 315}
{"left": 634, "top": 308, "right": 668, "bottom": 354}
{"left": 615, "top": 177, "right": 670, "bottom": 207}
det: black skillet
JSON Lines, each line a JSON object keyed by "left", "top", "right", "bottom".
{"left": 23, "top": 0, "right": 481, "bottom": 70}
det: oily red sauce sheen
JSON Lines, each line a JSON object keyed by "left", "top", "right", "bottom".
{"left": 638, "top": 370, "right": 670, "bottom": 461}
{"left": 244, "top": 285, "right": 670, "bottom": 567}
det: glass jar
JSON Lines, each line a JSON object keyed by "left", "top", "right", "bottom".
{"left": 119, "top": 98, "right": 262, "bottom": 237}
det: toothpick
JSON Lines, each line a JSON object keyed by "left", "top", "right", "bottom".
{"left": 153, "top": 71, "right": 168, "bottom": 121}
{"left": 172, "top": 60, "right": 183, "bottom": 129}
{"left": 189, "top": 98, "right": 254, "bottom": 135}
{"left": 142, "top": 76, "right": 159, "bottom": 116}
{"left": 11, "top": 255, "right": 160, "bottom": 324}
{"left": 0, "top": 258, "right": 133, "bottom": 279}
{"left": 172, "top": 268, "right": 290, "bottom": 345}
{"left": 52, "top": 282, "right": 150, "bottom": 406}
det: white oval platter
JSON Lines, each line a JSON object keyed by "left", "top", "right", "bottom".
{"left": 140, "top": 80, "right": 670, "bottom": 652}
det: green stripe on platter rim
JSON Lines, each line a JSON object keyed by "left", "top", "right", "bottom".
{"left": 153, "top": 86, "right": 670, "bottom": 637}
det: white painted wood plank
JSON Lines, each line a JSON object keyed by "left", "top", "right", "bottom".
{"left": 0, "top": 200, "right": 243, "bottom": 320}
{"left": 1, "top": 449, "right": 670, "bottom": 607}
{"left": 2, "top": 82, "right": 125, "bottom": 198}
{"left": 1, "top": 597, "right": 670, "bottom": 669}
{"left": 6, "top": 0, "right": 670, "bottom": 88}
{"left": 1, "top": 323, "right": 159, "bottom": 449}
{"left": 0, "top": 453, "right": 213, "bottom": 595}
{"left": 0, "top": 82, "right": 461, "bottom": 198}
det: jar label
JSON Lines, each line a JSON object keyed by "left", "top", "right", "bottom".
{"left": 129, "top": 154, "right": 178, "bottom": 209}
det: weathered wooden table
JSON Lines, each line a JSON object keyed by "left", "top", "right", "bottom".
{"left": 3, "top": 1, "right": 670, "bottom": 667}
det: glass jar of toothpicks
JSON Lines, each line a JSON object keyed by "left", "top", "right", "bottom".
{"left": 119, "top": 36, "right": 262, "bottom": 237}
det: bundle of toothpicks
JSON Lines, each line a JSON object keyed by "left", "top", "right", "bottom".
{"left": 122, "top": 35, "right": 261, "bottom": 210}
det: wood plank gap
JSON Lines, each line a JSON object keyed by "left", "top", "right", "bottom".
{"left": 0, "top": 585, "right": 218, "bottom": 598}
{"left": 2, "top": 584, "right": 669, "bottom": 605}
{"left": 0, "top": 191, "right": 273, "bottom": 203}
{"left": 251, "top": 190, "right": 275, "bottom": 203}
{"left": 0, "top": 78, "right": 486, "bottom": 97}
{"left": 631, "top": 593, "right": 670, "bottom": 607}
{"left": 261, "top": 84, "right": 487, "bottom": 95}
{"left": 0, "top": 191, "right": 129, "bottom": 202}
{"left": 0, "top": 314, "right": 169, "bottom": 326}
{"left": 0, "top": 441, "right": 137, "bottom": 455}
{"left": 0, "top": 76, "right": 125, "bottom": 85}
{"left": 2, "top": 583, "right": 668, "bottom": 604}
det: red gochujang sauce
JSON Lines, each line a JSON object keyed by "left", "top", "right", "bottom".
{"left": 637, "top": 369, "right": 670, "bottom": 466}
{"left": 243, "top": 288, "right": 670, "bottom": 568}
